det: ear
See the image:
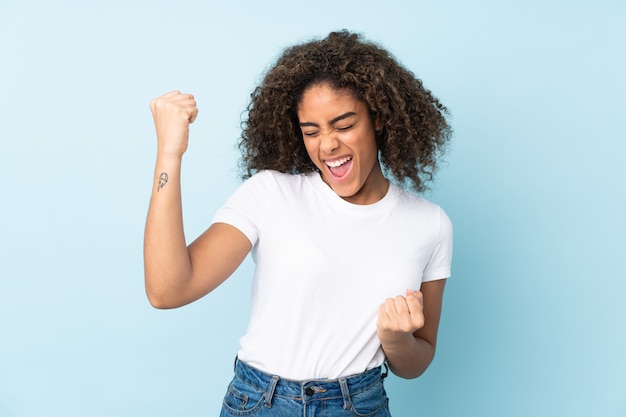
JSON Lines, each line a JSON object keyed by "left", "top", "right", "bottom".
{"left": 373, "top": 117, "right": 382, "bottom": 132}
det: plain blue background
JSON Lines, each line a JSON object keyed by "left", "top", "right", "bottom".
{"left": 1, "top": 1, "right": 625, "bottom": 416}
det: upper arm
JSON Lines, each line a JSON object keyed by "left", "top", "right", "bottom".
{"left": 413, "top": 279, "right": 447, "bottom": 349}
{"left": 181, "top": 222, "right": 252, "bottom": 305}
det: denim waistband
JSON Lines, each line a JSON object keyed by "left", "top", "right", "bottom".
{"left": 233, "top": 359, "right": 387, "bottom": 407}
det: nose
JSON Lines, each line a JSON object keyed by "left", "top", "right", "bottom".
{"left": 319, "top": 130, "right": 339, "bottom": 154}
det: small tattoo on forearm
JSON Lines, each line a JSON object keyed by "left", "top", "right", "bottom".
{"left": 157, "top": 172, "right": 168, "bottom": 192}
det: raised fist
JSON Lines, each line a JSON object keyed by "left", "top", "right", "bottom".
{"left": 150, "top": 91, "right": 198, "bottom": 158}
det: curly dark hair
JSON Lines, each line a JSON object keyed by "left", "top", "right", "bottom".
{"left": 239, "top": 30, "right": 451, "bottom": 192}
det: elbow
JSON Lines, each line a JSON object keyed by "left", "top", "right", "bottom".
{"left": 144, "top": 267, "right": 211, "bottom": 309}
{"left": 387, "top": 341, "right": 436, "bottom": 379}
{"left": 144, "top": 268, "right": 190, "bottom": 309}
{"left": 390, "top": 365, "right": 429, "bottom": 380}
{"left": 145, "top": 282, "right": 185, "bottom": 309}
{"left": 147, "top": 293, "right": 175, "bottom": 309}
{"left": 146, "top": 289, "right": 176, "bottom": 309}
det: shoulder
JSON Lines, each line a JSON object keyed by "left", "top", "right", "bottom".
{"left": 246, "top": 170, "right": 317, "bottom": 192}
{"left": 393, "top": 185, "right": 446, "bottom": 214}
{"left": 239, "top": 170, "right": 290, "bottom": 192}
{"left": 248, "top": 169, "right": 309, "bottom": 183}
{"left": 230, "top": 171, "right": 319, "bottom": 206}
{"left": 392, "top": 185, "right": 452, "bottom": 231}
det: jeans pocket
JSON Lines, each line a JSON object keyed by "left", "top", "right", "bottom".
{"left": 349, "top": 380, "right": 390, "bottom": 417}
{"left": 221, "top": 378, "right": 266, "bottom": 417}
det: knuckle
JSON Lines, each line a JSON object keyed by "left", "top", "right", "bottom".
{"left": 150, "top": 97, "right": 162, "bottom": 110}
{"left": 400, "top": 322, "right": 413, "bottom": 333}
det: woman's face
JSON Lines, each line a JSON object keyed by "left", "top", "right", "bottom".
{"left": 297, "top": 83, "right": 388, "bottom": 205}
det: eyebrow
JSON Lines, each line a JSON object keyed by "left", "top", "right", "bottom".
{"left": 299, "top": 112, "right": 357, "bottom": 127}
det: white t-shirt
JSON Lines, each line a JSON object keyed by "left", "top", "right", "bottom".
{"left": 212, "top": 170, "right": 452, "bottom": 380}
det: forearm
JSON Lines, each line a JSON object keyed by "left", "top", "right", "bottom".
{"left": 382, "top": 334, "right": 435, "bottom": 379}
{"left": 143, "top": 154, "right": 192, "bottom": 308}
{"left": 377, "top": 282, "right": 446, "bottom": 379}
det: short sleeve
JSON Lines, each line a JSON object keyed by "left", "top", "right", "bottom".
{"left": 422, "top": 206, "right": 453, "bottom": 282}
{"left": 211, "top": 171, "right": 272, "bottom": 246}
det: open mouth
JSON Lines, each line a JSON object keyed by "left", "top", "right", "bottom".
{"left": 325, "top": 156, "right": 353, "bottom": 179}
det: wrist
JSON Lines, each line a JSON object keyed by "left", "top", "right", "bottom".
{"left": 156, "top": 150, "right": 184, "bottom": 166}
{"left": 380, "top": 331, "right": 416, "bottom": 352}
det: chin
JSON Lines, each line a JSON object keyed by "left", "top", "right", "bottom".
{"left": 332, "top": 183, "right": 360, "bottom": 199}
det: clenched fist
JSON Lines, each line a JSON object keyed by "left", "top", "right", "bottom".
{"left": 376, "top": 289, "right": 425, "bottom": 347}
{"left": 150, "top": 91, "right": 198, "bottom": 158}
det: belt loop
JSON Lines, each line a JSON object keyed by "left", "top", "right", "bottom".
{"left": 382, "top": 363, "right": 389, "bottom": 379}
{"left": 339, "top": 377, "right": 351, "bottom": 410}
{"left": 264, "top": 375, "right": 279, "bottom": 408}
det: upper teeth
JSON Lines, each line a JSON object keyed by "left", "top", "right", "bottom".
{"left": 326, "top": 156, "right": 352, "bottom": 168}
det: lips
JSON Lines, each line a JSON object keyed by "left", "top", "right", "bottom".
{"left": 325, "top": 156, "right": 353, "bottom": 179}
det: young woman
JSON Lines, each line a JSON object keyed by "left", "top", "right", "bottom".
{"left": 145, "top": 30, "right": 453, "bottom": 417}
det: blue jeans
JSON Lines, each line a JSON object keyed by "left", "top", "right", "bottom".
{"left": 219, "top": 359, "right": 391, "bottom": 417}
